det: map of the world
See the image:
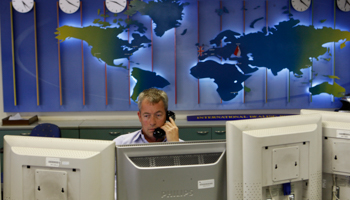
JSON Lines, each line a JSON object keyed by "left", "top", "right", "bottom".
{"left": 1, "top": 0, "right": 349, "bottom": 111}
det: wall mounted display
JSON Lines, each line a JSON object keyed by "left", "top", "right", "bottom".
{"left": 1, "top": 0, "right": 350, "bottom": 112}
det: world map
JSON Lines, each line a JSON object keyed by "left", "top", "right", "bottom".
{"left": 55, "top": 0, "right": 348, "bottom": 102}
{"left": 194, "top": 18, "right": 349, "bottom": 100}
{"left": 56, "top": 0, "right": 187, "bottom": 101}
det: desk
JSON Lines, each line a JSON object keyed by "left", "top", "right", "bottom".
{"left": 79, "top": 119, "right": 226, "bottom": 140}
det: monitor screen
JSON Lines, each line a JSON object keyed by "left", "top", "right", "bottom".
{"left": 115, "top": 140, "right": 226, "bottom": 200}
{"left": 3, "top": 135, "right": 115, "bottom": 200}
{"left": 301, "top": 109, "right": 350, "bottom": 199}
{"left": 226, "top": 114, "right": 322, "bottom": 200}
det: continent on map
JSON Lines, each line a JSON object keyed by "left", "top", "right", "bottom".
{"left": 124, "top": 0, "right": 189, "bottom": 37}
{"left": 190, "top": 60, "right": 251, "bottom": 101}
{"left": 250, "top": 17, "right": 264, "bottom": 28}
{"left": 55, "top": 25, "right": 151, "bottom": 68}
{"left": 309, "top": 82, "right": 345, "bottom": 97}
{"left": 194, "top": 18, "right": 350, "bottom": 97}
{"left": 203, "top": 18, "right": 350, "bottom": 77}
{"left": 131, "top": 67, "right": 170, "bottom": 101}
{"left": 125, "top": 19, "right": 148, "bottom": 34}
{"left": 323, "top": 75, "right": 340, "bottom": 79}
{"left": 215, "top": 6, "right": 229, "bottom": 16}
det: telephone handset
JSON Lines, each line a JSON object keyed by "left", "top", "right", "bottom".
{"left": 153, "top": 111, "right": 176, "bottom": 139}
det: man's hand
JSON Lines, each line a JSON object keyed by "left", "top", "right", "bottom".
{"left": 161, "top": 117, "right": 179, "bottom": 142}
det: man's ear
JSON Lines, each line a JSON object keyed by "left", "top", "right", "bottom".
{"left": 137, "top": 111, "right": 141, "bottom": 122}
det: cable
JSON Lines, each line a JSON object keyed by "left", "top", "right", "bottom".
{"left": 332, "top": 174, "right": 340, "bottom": 200}
{"left": 269, "top": 186, "right": 275, "bottom": 200}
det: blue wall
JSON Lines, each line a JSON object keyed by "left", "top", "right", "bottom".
{"left": 1, "top": 0, "right": 349, "bottom": 112}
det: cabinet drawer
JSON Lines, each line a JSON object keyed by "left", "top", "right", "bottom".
{"left": 0, "top": 130, "right": 32, "bottom": 148}
{"left": 61, "top": 129, "right": 80, "bottom": 138}
{"left": 179, "top": 127, "right": 212, "bottom": 141}
{"left": 80, "top": 128, "right": 125, "bottom": 140}
{"left": 212, "top": 127, "right": 226, "bottom": 140}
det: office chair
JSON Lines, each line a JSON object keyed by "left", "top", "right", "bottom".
{"left": 30, "top": 123, "right": 61, "bottom": 137}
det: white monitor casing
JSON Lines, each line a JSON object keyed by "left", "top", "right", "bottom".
{"left": 226, "top": 114, "right": 322, "bottom": 200}
{"left": 301, "top": 109, "right": 350, "bottom": 199}
{"left": 301, "top": 109, "right": 350, "bottom": 174}
{"left": 116, "top": 140, "right": 226, "bottom": 200}
{"left": 3, "top": 135, "right": 115, "bottom": 200}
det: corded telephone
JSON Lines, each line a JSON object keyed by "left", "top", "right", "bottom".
{"left": 153, "top": 111, "right": 176, "bottom": 139}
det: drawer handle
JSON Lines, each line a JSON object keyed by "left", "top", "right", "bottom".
{"left": 21, "top": 133, "right": 30, "bottom": 136}
{"left": 197, "top": 131, "right": 209, "bottom": 135}
{"left": 109, "top": 132, "right": 121, "bottom": 135}
{"left": 214, "top": 130, "right": 226, "bottom": 134}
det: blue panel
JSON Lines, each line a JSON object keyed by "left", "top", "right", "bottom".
{"left": 1, "top": 0, "right": 349, "bottom": 112}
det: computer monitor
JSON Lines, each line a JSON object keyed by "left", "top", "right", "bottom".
{"left": 3, "top": 135, "right": 115, "bottom": 200}
{"left": 300, "top": 109, "right": 350, "bottom": 123}
{"left": 226, "top": 114, "right": 322, "bottom": 200}
{"left": 115, "top": 140, "right": 226, "bottom": 200}
{"left": 301, "top": 109, "right": 350, "bottom": 199}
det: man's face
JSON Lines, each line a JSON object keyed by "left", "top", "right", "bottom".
{"left": 137, "top": 99, "right": 167, "bottom": 142}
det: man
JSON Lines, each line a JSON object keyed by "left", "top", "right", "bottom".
{"left": 113, "top": 88, "right": 181, "bottom": 145}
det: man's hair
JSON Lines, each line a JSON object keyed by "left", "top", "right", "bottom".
{"left": 137, "top": 88, "right": 168, "bottom": 111}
